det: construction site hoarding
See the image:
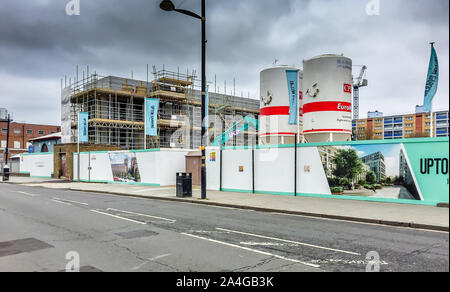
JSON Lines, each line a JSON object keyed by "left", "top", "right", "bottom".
{"left": 206, "top": 137, "right": 449, "bottom": 206}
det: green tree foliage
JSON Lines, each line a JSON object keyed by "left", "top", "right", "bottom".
{"left": 332, "top": 149, "right": 364, "bottom": 182}
{"left": 366, "top": 171, "right": 377, "bottom": 185}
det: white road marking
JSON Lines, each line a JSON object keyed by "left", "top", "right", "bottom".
{"left": 107, "top": 208, "right": 176, "bottom": 223}
{"left": 14, "top": 191, "right": 39, "bottom": 197}
{"left": 51, "top": 199, "right": 72, "bottom": 206}
{"left": 269, "top": 212, "right": 449, "bottom": 234}
{"left": 216, "top": 228, "right": 361, "bottom": 256}
{"left": 181, "top": 233, "right": 320, "bottom": 268}
{"left": 53, "top": 198, "right": 89, "bottom": 206}
{"left": 90, "top": 210, "right": 147, "bottom": 225}
{"left": 131, "top": 254, "right": 171, "bottom": 271}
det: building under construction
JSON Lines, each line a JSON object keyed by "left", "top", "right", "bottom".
{"left": 61, "top": 68, "right": 260, "bottom": 150}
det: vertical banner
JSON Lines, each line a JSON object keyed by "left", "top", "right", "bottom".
{"left": 286, "top": 70, "right": 299, "bottom": 125}
{"left": 423, "top": 43, "right": 439, "bottom": 112}
{"left": 78, "top": 112, "right": 89, "bottom": 143}
{"left": 145, "top": 98, "right": 160, "bottom": 137}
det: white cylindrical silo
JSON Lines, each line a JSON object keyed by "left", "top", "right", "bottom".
{"left": 259, "top": 66, "right": 303, "bottom": 145}
{"left": 302, "top": 54, "right": 353, "bottom": 143}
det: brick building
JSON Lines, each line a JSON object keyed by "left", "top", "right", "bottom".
{"left": 0, "top": 122, "right": 61, "bottom": 161}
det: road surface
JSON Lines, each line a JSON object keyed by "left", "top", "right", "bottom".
{"left": 0, "top": 183, "right": 448, "bottom": 272}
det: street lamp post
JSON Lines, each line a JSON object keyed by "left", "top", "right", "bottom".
{"left": 160, "top": 0, "right": 207, "bottom": 200}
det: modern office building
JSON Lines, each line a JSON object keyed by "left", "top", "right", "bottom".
{"left": 353, "top": 110, "right": 449, "bottom": 141}
{"left": 360, "top": 151, "right": 386, "bottom": 183}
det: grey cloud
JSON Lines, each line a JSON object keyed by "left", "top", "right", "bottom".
{"left": 0, "top": 0, "right": 448, "bottom": 124}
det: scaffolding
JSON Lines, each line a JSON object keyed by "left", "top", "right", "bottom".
{"left": 62, "top": 67, "right": 259, "bottom": 150}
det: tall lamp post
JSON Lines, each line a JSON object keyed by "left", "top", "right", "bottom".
{"left": 160, "top": 0, "right": 207, "bottom": 200}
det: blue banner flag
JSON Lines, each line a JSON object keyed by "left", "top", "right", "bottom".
{"left": 286, "top": 70, "right": 299, "bottom": 125}
{"left": 145, "top": 98, "right": 160, "bottom": 137}
{"left": 423, "top": 44, "right": 439, "bottom": 112}
{"left": 78, "top": 112, "right": 89, "bottom": 143}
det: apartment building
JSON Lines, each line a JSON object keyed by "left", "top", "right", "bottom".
{"left": 360, "top": 151, "right": 386, "bottom": 183}
{"left": 353, "top": 110, "right": 449, "bottom": 141}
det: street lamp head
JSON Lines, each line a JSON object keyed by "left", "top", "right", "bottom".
{"left": 160, "top": 0, "right": 175, "bottom": 11}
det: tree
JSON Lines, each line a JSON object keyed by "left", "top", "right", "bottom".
{"left": 333, "top": 149, "right": 364, "bottom": 183}
{"left": 366, "top": 171, "right": 377, "bottom": 185}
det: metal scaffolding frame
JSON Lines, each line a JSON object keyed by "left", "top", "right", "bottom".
{"left": 62, "top": 67, "right": 259, "bottom": 150}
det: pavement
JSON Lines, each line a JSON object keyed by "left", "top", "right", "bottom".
{"left": 0, "top": 183, "right": 448, "bottom": 272}
{"left": 1, "top": 176, "right": 449, "bottom": 232}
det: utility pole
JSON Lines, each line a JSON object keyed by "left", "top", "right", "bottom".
{"left": 5, "top": 114, "right": 11, "bottom": 165}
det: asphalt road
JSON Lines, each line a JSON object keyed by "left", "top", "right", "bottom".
{"left": 0, "top": 183, "right": 448, "bottom": 272}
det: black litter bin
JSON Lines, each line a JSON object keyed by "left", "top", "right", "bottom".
{"left": 2, "top": 165, "right": 10, "bottom": 182}
{"left": 176, "top": 173, "right": 192, "bottom": 198}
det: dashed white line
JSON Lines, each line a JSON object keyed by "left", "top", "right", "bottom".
{"left": 51, "top": 199, "right": 72, "bottom": 206}
{"left": 53, "top": 198, "right": 89, "bottom": 206}
{"left": 107, "top": 208, "right": 176, "bottom": 223}
{"left": 181, "top": 232, "right": 320, "bottom": 268}
{"left": 14, "top": 191, "right": 39, "bottom": 197}
{"left": 216, "top": 228, "right": 361, "bottom": 256}
{"left": 90, "top": 210, "right": 147, "bottom": 225}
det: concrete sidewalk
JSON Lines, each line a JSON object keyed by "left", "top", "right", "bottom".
{"left": 2, "top": 176, "right": 448, "bottom": 232}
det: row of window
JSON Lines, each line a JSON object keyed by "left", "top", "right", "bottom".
{"left": 1, "top": 129, "right": 53, "bottom": 135}
{"left": 1, "top": 140, "right": 23, "bottom": 149}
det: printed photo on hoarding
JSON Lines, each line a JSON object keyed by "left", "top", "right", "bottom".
{"left": 318, "top": 143, "right": 420, "bottom": 201}
{"left": 108, "top": 152, "right": 141, "bottom": 183}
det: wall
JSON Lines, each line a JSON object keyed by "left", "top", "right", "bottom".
{"left": 32, "top": 139, "right": 61, "bottom": 153}
{"left": 207, "top": 137, "right": 449, "bottom": 206}
{"left": 53, "top": 143, "right": 122, "bottom": 180}
{"left": 73, "top": 149, "right": 191, "bottom": 186}
{"left": 19, "top": 153, "right": 54, "bottom": 178}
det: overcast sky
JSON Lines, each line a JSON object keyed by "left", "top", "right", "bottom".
{"left": 0, "top": 0, "right": 448, "bottom": 125}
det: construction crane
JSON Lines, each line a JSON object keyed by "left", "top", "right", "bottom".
{"left": 353, "top": 66, "right": 368, "bottom": 120}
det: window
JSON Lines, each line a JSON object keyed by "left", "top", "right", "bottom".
{"left": 50, "top": 131, "right": 56, "bottom": 134}
{"left": 405, "top": 123, "right": 413, "bottom": 128}
{"left": 1, "top": 129, "right": 7, "bottom": 134}
{"left": 425, "top": 122, "right": 431, "bottom": 126}
{"left": 1, "top": 140, "right": 6, "bottom": 148}
{"left": 405, "top": 117, "right": 414, "bottom": 121}
{"left": 358, "top": 121, "right": 365, "bottom": 125}
{"left": 406, "top": 130, "right": 413, "bottom": 135}
{"left": 26, "top": 130, "right": 33, "bottom": 135}
{"left": 14, "top": 141, "right": 21, "bottom": 149}
{"left": 38, "top": 130, "right": 45, "bottom": 135}
{"left": 14, "top": 128, "right": 21, "bottom": 134}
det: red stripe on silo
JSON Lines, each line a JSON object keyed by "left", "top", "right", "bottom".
{"left": 260, "top": 106, "right": 303, "bottom": 116}
{"left": 259, "top": 132, "right": 297, "bottom": 136}
{"left": 303, "top": 101, "right": 352, "bottom": 114}
{"left": 303, "top": 129, "right": 353, "bottom": 133}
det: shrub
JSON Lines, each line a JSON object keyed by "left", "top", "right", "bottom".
{"left": 331, "top": 187, "right": 342, "bottom": 194}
